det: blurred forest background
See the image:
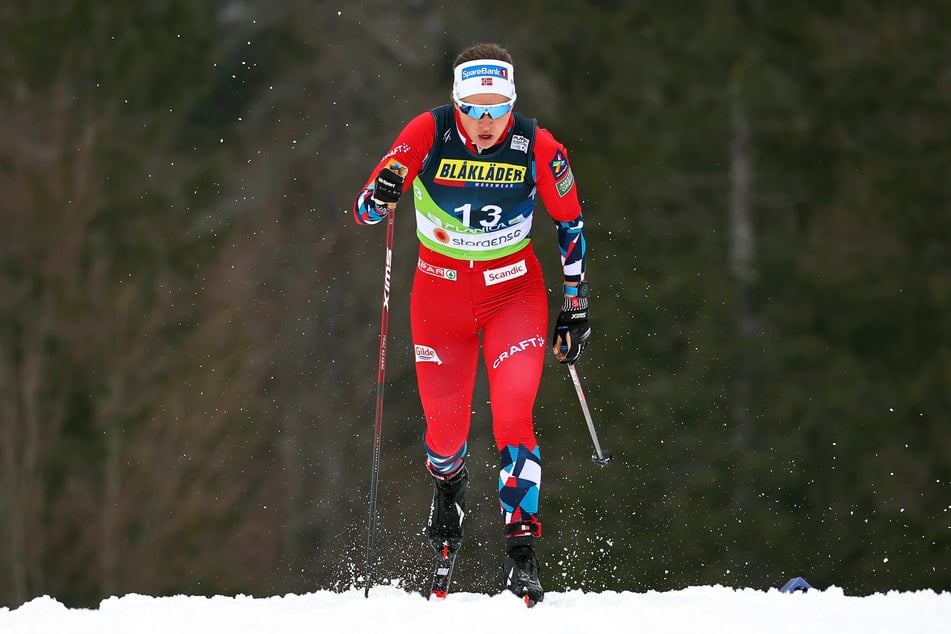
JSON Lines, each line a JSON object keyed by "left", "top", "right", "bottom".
{"left": 1, "top": 0, "right": 949, "bottom": 608}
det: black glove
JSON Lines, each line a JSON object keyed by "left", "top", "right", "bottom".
{"left": 371, "top": 164, "right": 405, "bottom": 206}
{"left": 552, "top": 292, "right": 591, "bottom": 365}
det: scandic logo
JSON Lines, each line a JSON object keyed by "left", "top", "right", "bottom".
{"left": 435, "top": 159, "right": 526, "bottom": 187}
{"left": 461, "top": 65, "right": 509, "bottom": 81}
{"left": 483, "top": 259, "right": 527, "bottom": 286}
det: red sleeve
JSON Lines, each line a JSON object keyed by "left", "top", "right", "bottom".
{"left": 358, "top": 112, "right": 436, "bottom": 192}
{"left": 533, "top": 126, "right": 582, "bottom": 222}
{"left": 353, "top": 112, "right": 437, "bottom": 224}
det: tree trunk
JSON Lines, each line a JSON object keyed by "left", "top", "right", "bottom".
{"left": 729, "top": 74, "right": 757, "bottom": 450}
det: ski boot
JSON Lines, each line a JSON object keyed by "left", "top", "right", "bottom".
{"left": 427, "top": 464, "right": 468, "bottom": 599}
{"left": 503, "top": 521, "right": 544, "bottom": 606}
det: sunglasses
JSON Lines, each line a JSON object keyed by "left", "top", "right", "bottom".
{"left": 456, "top": 99, "right": 514, "bottom": 120}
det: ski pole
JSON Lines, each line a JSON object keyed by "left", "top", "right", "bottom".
{"left": 566, "top": 363, "right": 613, "bottom": 467}
{"left": 365, "top": 164, "right": 407, "bottom": 598}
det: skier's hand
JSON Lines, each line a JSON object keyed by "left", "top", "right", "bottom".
{"left": 371, "top": 162, "right": 406, "bottom": 207}
{"left": 552, "top": 293, "right": 590, "bottom": 365}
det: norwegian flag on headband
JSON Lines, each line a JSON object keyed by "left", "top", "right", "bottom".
{"left": 481, "top": 77, "right": 493, "bottom": 86}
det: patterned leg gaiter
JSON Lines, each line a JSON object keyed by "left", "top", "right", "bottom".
{"left": 426, "top": 441, "right": 468, "bottom": 477}
{"left": 498, "top": 444, "right": 542, "bottom": 527}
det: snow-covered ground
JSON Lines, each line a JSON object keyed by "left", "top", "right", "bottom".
{"left": 2, "top": 583, "right": 948, "bottom": 634}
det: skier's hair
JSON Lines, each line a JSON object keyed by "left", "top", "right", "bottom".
{"left": 453, "top": 42, "right": 513, "bottom": 68}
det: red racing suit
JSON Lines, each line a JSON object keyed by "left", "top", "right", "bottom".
{"left": 354, "top": 105, "right": 586, "bottom": 530}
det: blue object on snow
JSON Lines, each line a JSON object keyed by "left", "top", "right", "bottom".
{"left": 780, "top": 576, "right": 813, "bottom": 593}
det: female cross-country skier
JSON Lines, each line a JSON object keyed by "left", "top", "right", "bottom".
{"left": 353, "top": 42, "right": 590, "bottom": 605}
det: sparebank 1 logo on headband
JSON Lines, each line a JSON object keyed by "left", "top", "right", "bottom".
{"left": 461, "top": 65, "right": 509, "bottom": 81}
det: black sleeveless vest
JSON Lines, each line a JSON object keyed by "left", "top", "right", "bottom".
{"left": 411, "top": 104, "right": 538, "bottom": 261}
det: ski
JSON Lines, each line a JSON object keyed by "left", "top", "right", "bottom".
{"left": 428, "top": 545, "right": 458, "bottom": 600}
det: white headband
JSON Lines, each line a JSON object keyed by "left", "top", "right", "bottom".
{"left": 452, "top": 59, "right": 517, "bottom": 102}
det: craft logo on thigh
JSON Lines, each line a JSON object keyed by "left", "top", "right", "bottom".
{"left": 491, "top": 335, "right": 545, "bottom": 369}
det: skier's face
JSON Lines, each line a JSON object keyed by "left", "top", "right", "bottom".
{"left": 454, "top": 93, "right": 513, "bottom": 150}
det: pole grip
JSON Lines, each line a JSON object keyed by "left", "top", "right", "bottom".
{"left": 384, "top": 164, "right": 409, "bottom": 210}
